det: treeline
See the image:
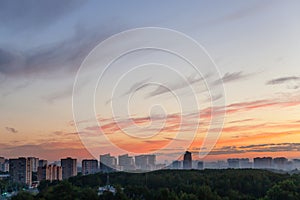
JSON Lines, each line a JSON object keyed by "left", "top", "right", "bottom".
{"left": 12, "top": 169, "right": 300, "bottom": 200}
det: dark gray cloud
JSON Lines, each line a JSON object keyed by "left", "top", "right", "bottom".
{"left": 146, "top": 74, "right": 206, "bottom": 98}
{"left": 0, "top": 25, "right": 124, "bottom": 79}
{"left": 5, "top": 127, "right": 18, "bottom": 133}
{"left": 267, "top": 76, "right": 300, "bottom": 84}
{"left": 0, "top": 0, "right": 84, "bottom": 31}
{"left": 205, "top": 143, "right": 300, "bottom": 155}
{"left": 213, "top": 71, "right": 250, "bottom": 85}
{"left": 121, "top": 78, "right": 152, "bottom": 97}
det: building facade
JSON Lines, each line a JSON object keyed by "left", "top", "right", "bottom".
{"left": 37, "top": 164, "right": 62, "bottom": 182}
{"left": 183, "top": 151, "right": 192, "bottom": 169}
{"left": 9, "top": 157, "right": 32, "bottom": 186}
{"left": 100, "top": 154, "right": 117, "bottom": 172}
{"left": 118, "top": 154, "right": 134, "bottom": 171}
{"left": 82, "top": 159, "right": 98, "bottom": 175}
{"left": 61, "top": 157, "right": 77, "bottom": 179}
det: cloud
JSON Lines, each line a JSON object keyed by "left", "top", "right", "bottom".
{"left": 146, "top": 74, "right": 206, "bottom": 98}
{"left": 213, "top": 71, "right": 251, "bottom": 85}
{"left": 0, "top": 23, "right": 127, "bottom": 79}
{"left": 266, "top": 76, "right": 300, "bottom": 85}
{"left": 0, "top": 0, "right": 84, "bottom": 31}
{"left": 197, "top": 143, "right": 300, "bottom": 155}
{"left": 266, "top": 76, "right": 300, "bottom": 89}
{"left": 121, "top": 78, "right": 152, "bottom": 97}
{"left": 5, "top": 127, "right": 18, "bottom": 133}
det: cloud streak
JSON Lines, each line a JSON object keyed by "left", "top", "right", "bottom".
{"left": 5, "top": 127, "right": 18, "bottom": 133}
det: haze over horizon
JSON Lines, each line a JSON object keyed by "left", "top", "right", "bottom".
{"left": 1, "top": 0, "right": 300, "bottom": 163}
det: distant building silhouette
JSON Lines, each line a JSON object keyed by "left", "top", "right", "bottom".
{"left": 135, "top": 154, "right": 156, "bottom": 170}
{"left": 254, "top": 157, "right": 272, "bottom": 169}
{"left": 9, "top": 157, "right": 32, "bottom": 186}
{"left": 172, "top": 160, "right": 181, "bottom": 169}
{"left": 0, "top": 157, "right": 8, "bottom": 172}
{"left": 227, "top": 159, "right": 240, "bottom": 169}
{"left": 61, "top": 157, "right": 77, "bottom": 179}
{"left": 82, "top": 159, "right": 98, "bottom": 175}
{"left": 118, "top": 154, "right": 134, "bottom": 171}
{"left": 100, "top": 154, "right": 117, "bottom": 172}
{"left": 273, "top": 157, "right": 288, "bottom": 170}
{"left": 197, "top": 161, "right": 204, "bottom": 170}
{"left": 37, "top": 164, "right": 62, "bottom": 182}
{"left": 183, "top": 151, "right": 192, "bottom": 169}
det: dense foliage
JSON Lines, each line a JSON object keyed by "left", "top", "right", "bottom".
{"left": 10, "top": 169, "right": 300, "bottom": 200}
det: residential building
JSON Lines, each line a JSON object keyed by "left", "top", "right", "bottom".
{"left": 9, "top": 157, "right": 32, "bottom": 186}
{"left": 61, "top": 157, "right": 77, "bottom": 179}
{"left": 82, "top": 159, "right": 98, "bottom": 175}
{"left": 183, "top": 151, "right": 192, "bottom": 169}
{"left": 37, "top": 164, "right": 62, "bottom": 182}
{"left": 135, "top": 154, "right": 156, "bottom": 170}
{"left": 118, "top": 154, "right": 134, "bottom": 171}
{"left": 100, "top": 154, "right": 117, "bottom": 172}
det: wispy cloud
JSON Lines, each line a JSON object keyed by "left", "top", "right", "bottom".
{"left": 213, "top": 71, "right": 251, "bottom": 85}
{"left": 146, "top": 74, "right": 206, "bottom": 98}
{"left": 5, "top": 127, "right": 18, "bottom": 133}
{"left": 266, "top": 76, "right": 300, "bottom": 85}
{"left": 266, "top": 76, "right": 300, "bottom": 89}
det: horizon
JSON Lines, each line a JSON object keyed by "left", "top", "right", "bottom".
{"left": 1, "top": 1, "right": 300, "bottom": 165}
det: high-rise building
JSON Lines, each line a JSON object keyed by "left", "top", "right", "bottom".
{"left": 197, "top": 161, "right": 204, "bottom": 170}
{"left": 0, "top": 157, "right": 5, "bottom": 172}
{"left": 227, "top": 159, "right": 240, "bottom": 169}
{"left": 9, "top": 157, "right": 32, "bottom": 186}
{"left": 28, "top": 157, "right": 39, "bottom": 172}
{"left": 135, "top": 155, "right": 156, "bottom": 170}
{"left": 61, "top": 157, "right": 77, "bottom": 179}
{"left": 100, "top": 154, "right": 117, "bottom": 172}
{"left": 183, "top": 151, "right": 192, "bottom": 169}
{"left": 254, "top": 157, "right": 272, "bottom": 169}
{"left": 118, "top": 154, "right": 134, "bottom": 171}
{"left": 172, "top": 160, "right": 181, "bottom": 169}
{"left": 38, "top": 160, "right": 48, "bottom": 167}
{"left": 273, "top": 157, "right": 288, "bottom": 170}
{"left": 239, "top": 158, "right": 252, "bottom": 168}
{"left": 82, "top": 159, "right": 98, "bottom": 175}
{"left": 37, "top": 165, "right": 62, "bottom": 182}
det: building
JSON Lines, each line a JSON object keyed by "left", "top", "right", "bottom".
{"left": 118, "top": 154, "right": 134, "bottom": 171}
{"left": 0, "top": 157, "right": 8, "bottom": 172}
{"left": 38, "top": 160, "right": 48, "bottom": 167}
{"left": 61, "top": 157, "right": 77, "bottom": 179}
{"left": 240, "top": 158, "right": 252, "bottom": 168}
{"left": 37, "top": 165, "right": 62, "bottom": 182}
{"left": 183, "top": 151, "right": 192, "bottom": 169}
{"left": 273, "top": 157, "right": 288, "bottom": 170}
{"left": 135, "top": 154, "right": 156, "bottom": 170}
{"left": 9, "top": 157, "right": 32, "bottom": 186}
{"left": 197, "top": 161, "right": 204, "bottom": 170}
{"left": 228, "top": 159, "right": 240, "bottom": 169}
{"left": 28, "top": 157, "right": 39, "bottom": 172}
{"left": 82, "top": 159, "right": 98, "bottom": 175}
{"left": 293, "top": 159, "right": 300, "bottom": 169}
{"left": 172, "top": 161, "right": 181, "bottom": 169}
{"left": 0, "top": 157, "right": 4, "bottom": 171}
{"left": 100, "top": 154, "right": 117, "bottom": 172}
{"left": 254, "top": 157, "right": 272, "bottom": 169}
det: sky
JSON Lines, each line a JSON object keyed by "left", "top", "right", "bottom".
{"left": 0, "top": 0, "right": 300, "bottom": 163}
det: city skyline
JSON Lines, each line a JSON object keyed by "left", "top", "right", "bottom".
{"left": 1, "top": 1, "right": 300, "bottom": 162}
